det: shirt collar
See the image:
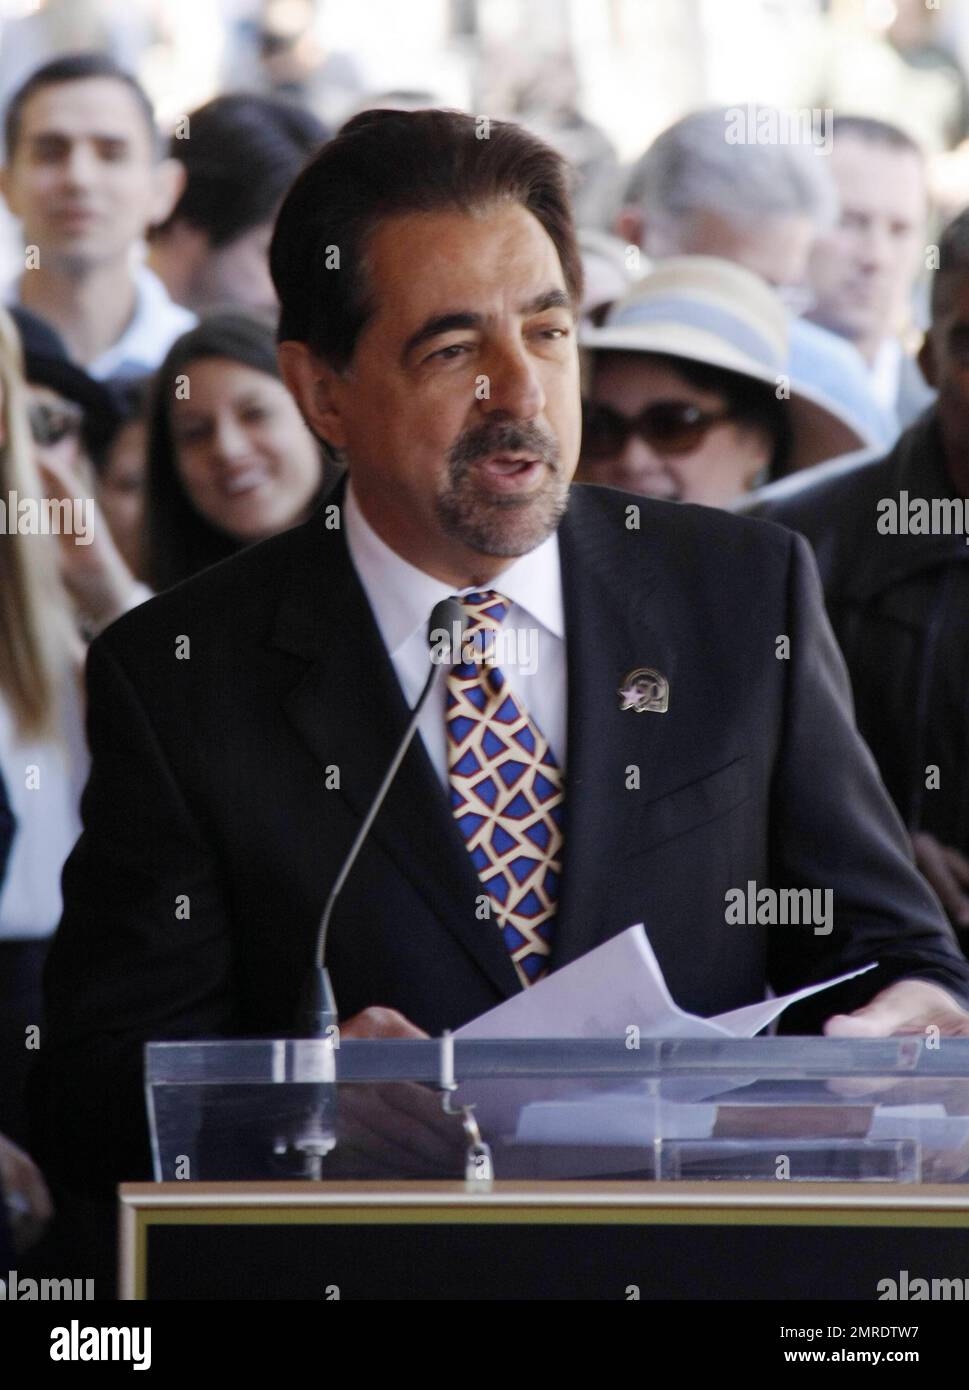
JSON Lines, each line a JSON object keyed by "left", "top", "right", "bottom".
{"left": 86, "top": 263, "right": 196, "bottom": 379}
{"left": 343, "top": 477, "right": 565, "bottom": 659}
{"left": 870, "top": 336, "right": 902, "bottom": 407}
{"left": 5, "top": 261, "right": 196, "bottom": 379}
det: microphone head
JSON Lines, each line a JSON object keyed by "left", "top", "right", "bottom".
{"left": 427, "top": 597, "right": 468, "bottom": 667}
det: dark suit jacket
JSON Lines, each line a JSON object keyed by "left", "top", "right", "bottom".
{"left": 746, "top": 409, "right": 969, "bottom": 941}
{"left": 32, "top": 478, "right": 969, "bottom": 1193}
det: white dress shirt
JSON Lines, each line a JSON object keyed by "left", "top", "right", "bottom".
{"left": 6, "top": 260, "right": 196, "bottom": 381}
{"left": 869, "top": 336, "right": 903, "bottom": 414}
{"left": 343, "top": 480, "right": 568, "bottom": 787}
{"left": 85, "top": 262, "right": 197, "bottom": 380}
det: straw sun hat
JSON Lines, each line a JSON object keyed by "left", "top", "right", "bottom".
{"left": 580, "top": 256, "right": 871, "bottom": 472}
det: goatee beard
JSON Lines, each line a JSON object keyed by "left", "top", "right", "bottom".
{"left": 435, "top": 419, "right": 568, "bottom": 556}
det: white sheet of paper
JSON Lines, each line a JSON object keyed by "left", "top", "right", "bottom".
{"left": 868, "top": 1105, "right": 969, "bottom": 1149}
{"left": 515, "top": 1095, "right": 718, "bottom": 1146}
{"left": 456, "top": 922, "right": 876, "bottom": 1041}
{"left": 515, "top": 1098, "right": 969, "bottom": 1152}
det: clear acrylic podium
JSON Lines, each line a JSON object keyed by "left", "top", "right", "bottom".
{"left": 145, "top": 1036, "right": 969, "bottom": 1186}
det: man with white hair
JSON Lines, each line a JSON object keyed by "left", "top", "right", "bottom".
{"left": 616, "top": 106, "right": 895, "bottom": 453}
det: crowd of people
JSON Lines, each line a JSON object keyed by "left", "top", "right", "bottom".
{"left": 0, "top": 46, "right": 967, "bottom": 1284}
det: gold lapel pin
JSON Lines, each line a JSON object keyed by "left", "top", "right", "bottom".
{"left": 619, "top": 667, "right": 670, "bottom": 714}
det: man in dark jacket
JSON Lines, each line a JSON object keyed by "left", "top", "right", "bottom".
{"left": 33, "top": 114, "right": 969, "bottom": 1215}
{"left": 750, "top": 208, "right": 969, "bottom": 948}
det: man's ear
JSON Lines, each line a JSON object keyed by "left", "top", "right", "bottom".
{"left": 277, "top": 340, "right": 349, "bottom": 450}
{"left": 147, "top": 157, "right": 187, "bottom": 228}
{"left": 917, "top": 331, "right": 937, "bottom": 390}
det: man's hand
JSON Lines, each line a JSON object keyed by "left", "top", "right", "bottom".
{"left": 339, "top": 1006, "right": 428, "bottom": 1039}
{"left": 912, "top": 832, "right": 969, "bottom": 931}
{"left": 329, "top": 1008, "right": 469, "bottom": 1177}
{"left": 824, "top": 978, "right": 969, "bottom": 1038}
{"left": 823, "top": 983, "right": 969, "bottom": 1172}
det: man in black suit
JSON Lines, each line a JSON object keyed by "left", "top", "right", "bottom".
{"left": 746, "top": 208, "right": 969, "bottom": 948}
{"left": 34, "top": 110, "right": 969, "bottom": 1198}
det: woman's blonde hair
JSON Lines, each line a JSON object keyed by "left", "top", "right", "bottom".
{"left": 0, "top": 306, "right": 76, "bottom": 739}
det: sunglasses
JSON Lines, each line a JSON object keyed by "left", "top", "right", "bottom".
{"left": 581, "top": 399, "right": 736, "bottom": 459}
{"left": 28, "top": 402, "right": 84, "bottom": 447}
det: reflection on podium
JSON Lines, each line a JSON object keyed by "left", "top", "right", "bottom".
{"left": 117, "top": 1035, "right": 969, "bottom": 1298}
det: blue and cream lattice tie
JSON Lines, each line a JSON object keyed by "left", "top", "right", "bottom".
{"left": 446, "top": 590, "right": 564, "bottom": 987}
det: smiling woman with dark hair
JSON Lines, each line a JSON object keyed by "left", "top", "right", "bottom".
{"left": 7, "top": 310, "right": 343, "bottom": 630}
{"left": 144, "top": 310, "right": 341, "bottom": 592}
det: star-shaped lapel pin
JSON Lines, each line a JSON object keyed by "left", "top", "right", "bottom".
{"left": 618, "top": 667, "right": 670, "bottom": 714}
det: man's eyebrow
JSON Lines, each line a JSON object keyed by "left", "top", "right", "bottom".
{"left": 401, "top": 288, "right": 573, "bottom": 363}
{"left": 29, "top": 129, "right": 131, "bottom": 146}
{"left": 519, "top": 287, "right": 573, "bottom": 316}
{"left": 401, "top": 312, "right": 483, "bottom": 363}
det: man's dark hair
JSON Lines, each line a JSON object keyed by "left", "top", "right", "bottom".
{"left": 152, "top": 94, "right": 328, "bottom": 248}
{"left": 831, "top": 114, "right": 924, "bottom": 160}
{"left": 4, "top": 52, "right": 159, "bottom": 160}
{"left": 270, "top": 107, "right": 583, "bottom": 369}
{"left": 930, "top": 207, "right": 969, "bottom": 318}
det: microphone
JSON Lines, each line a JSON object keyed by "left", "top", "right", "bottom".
{"left": 298, "top": 595, "right": 470, "bottom": 1036}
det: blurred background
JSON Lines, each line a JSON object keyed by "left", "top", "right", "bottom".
{"left": 5, "top": 0, "right": 969, "bottom": 1276}
{"left": 4, "top": 0, "right": 969, "bottom": 244}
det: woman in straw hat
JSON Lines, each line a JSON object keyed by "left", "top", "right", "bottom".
{"left": 578, "top": 256, "right": 872, "bottom": 509}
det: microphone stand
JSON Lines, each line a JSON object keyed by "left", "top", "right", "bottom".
{"left": 280, "top": 598, "right": 468, "bottom": 1178}
{"left": 299, "top": 657, "right": 441, "bottom": 1036}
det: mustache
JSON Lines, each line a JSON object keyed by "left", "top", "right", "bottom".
{"left": 447, "top": 420, "right": 560, "bottom": 473}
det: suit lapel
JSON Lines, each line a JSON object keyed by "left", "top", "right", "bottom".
{"left": 551, "top": 485, "right": 679, "bottom": 969}
{"left": 272, "top": 486, "right": 522, "bottom": 1000}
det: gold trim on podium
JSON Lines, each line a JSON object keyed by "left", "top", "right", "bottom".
{"left": 118, "top": 1181, "right": 969, "bottom": 1300}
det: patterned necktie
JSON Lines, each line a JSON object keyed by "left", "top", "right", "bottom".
{"left": 446, "top": 590, "right": 564, "bottom": 986}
